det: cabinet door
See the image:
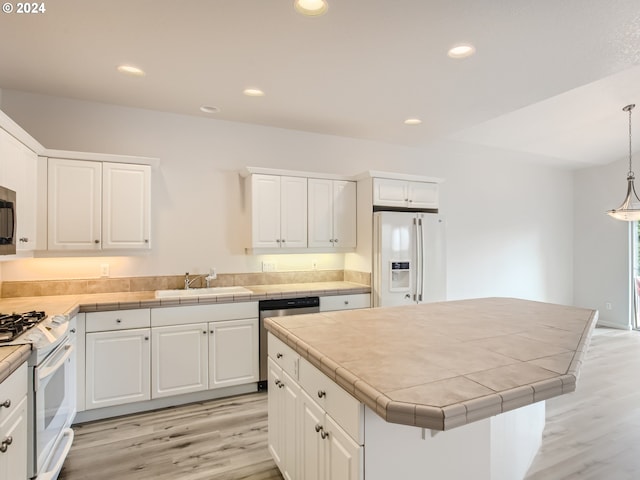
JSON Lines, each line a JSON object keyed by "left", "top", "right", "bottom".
{"left": 152, "top": 323, "right": 208, "bottom": 398}
{"left": 281, "top": 370, "right": 300, "bottom": 480}
{"left": 0, "top": 129, "right": 37, "bottom": 251}
{"left": 325, "top": 414, "right": 362, "bottom": 480}
{"left": 408, "top": 181, "right": 438, "bottom": 209}
{"left": 48, "top": 158, "right": 102, "bottom": 250}
{"left": 280, "top": 176, "right": 307, "bottom": 248}
{"left": 372, "top": 178, "right": 408, "bottom": 207}
{"left": 209, "top": 318, "right": 258, "bottom": 389}
{"left": 85, "top": 328, "right": 151, "bottom": 409}
{"left": 251, "top": 174, "right": 281, "bottom": 248}
{"left": 267, "top": 358, "right": 284, "bottom": 470}
{"left": 332, "top": 181, "right": 356, "bottom": 248}
{"left": 0, "top": 396, "right": 27, "bottom": 480}
{"left": 102, "top": 162, "right": 151, "bottom": 249}
{"left": 300, "top": 389, "right": 325, "bottom": 480}
{"left": 308, "top": 178, "right": 334, "bottom": 248}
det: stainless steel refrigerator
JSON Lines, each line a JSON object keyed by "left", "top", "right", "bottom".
{"left": 373, "top": 211, "right": 446, "bottom": 307}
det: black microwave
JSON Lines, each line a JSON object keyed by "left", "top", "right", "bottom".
{"left": 0, "top": 186, "right": 16, "bottom": 255}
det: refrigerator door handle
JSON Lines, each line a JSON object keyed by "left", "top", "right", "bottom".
{"left": 418, "top": 217, "right": 424, "bottom": 302}
{"left": 413, "top": 217, "right": 419, "bottom": 302}
{"left": 415, "top": 217, "right": 423, "bottom": 302}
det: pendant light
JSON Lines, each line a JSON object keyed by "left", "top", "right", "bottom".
{"left": 607, "top": 104, "right": 640, "bottom": 221}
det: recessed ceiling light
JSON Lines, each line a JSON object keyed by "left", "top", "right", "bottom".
{"left": 294, "top": 0, "right": 328, "bottom": 16}
{"left": 200, "top": 105, "right": 220, "bottom": 114}
{"left": 243, "top": 88, "right": 265, "bottom": 97}
{"left": 447, "top": 44, "right": 476, "bottom": 59}
{"left": 404, "top": 118, "right": 422, "bottom": 126}
{"left": 117, "top": 64, "right": 145, "bottom": 76}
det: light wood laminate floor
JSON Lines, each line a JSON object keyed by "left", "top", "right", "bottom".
{"left": 60, "top": 328, "right": 639, "bottom": 479}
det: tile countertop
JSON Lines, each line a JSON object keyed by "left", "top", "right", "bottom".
{"left": 0, "top": 281, "right": 369, "bottom": 383}
{"left": 265, "top": 297, "right": 599, "bottom": 431}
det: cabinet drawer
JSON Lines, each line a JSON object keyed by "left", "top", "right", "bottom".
{"left": 320, "top": 294, "right": 371, "bottom": 312}
{"left": 0, "top": 363, "right": 27, "bottom": 425}
{"left": 299, "top": 357, "right": 363, "bottom": 444}
{"left": 152, "top": 302, "right": 258, "bottom": 327}
{"left": 268, "top": 333, "right": 299, "bottom": 379}
{"left": 86, "top": 309, "right": 151, "bottom": 332}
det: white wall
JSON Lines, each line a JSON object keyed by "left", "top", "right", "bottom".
{"left": 1, "top": 90, "right": 575, "bottom": 305}
{"left": 574, "top": 158, "right": 632, "bottom": 329}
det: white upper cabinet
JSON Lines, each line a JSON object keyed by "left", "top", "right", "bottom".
{"left": 249, "top": 174, "right": 307, "bottom": 249}
{"left": 0, "top": 128, "right": 38, "bottom": 251}
{"left": 308, "top": 179, "right": 356, "bottom": 249}
{"left": 48, "top": 158, "right": 102, "bottom": 250}
{"left": 47, "top": 158, "right": 151, "bottom": 250}
{"left": 102, "top": 162, "right": 151, "bottom": 249}
{"left": 373, "top": 178, "right": 438, "bottom": 210}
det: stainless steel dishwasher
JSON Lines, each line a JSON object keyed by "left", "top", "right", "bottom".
{"left": 258, "top": 296, "right": 320, "bottom": 389}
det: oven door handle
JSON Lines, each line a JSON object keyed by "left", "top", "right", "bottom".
{"left": 35, "top": 344, "right": 74, "bottom": 392}
{"left": 37, "top": 427, "right": 74, "bottom": 480}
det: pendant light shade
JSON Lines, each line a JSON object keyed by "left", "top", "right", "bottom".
{"left": 607, "top": 104, "right": 640, "bottom": 221}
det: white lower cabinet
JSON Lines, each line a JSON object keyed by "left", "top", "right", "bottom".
{"left": 152, "top": 323, "right": 208, "bottom": 398}
{"left": 85, "top": 328, "right": 151, "bottom": 409}
{"left": 268, "top": 358, "right": 300, "bottom": 480}
{"left": 268, "top": 333, "right": 363, "bottom": 480}
{"left": 0, "top": 364, "right": 28, "bottom": 480}
{"left": 209, "top": 318, "right": 259, "bottom": 389}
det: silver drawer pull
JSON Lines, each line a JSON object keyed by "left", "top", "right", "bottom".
{"left": 320, "top": 430, "right": 329, "bottom": 439}
{"left": 116, "top": 319, "right": 122, "bottom": 324}
{"left": 315, "top": 424, "right": 323, "bottom": 433}
{"left": 317, "top": 390, "right": 326, "bottom": 398}
{"left": 274, "top": 380, "right": 281, "bottom": 387}
{"left": 0, "top": 399, "right": 10, "bottom": 408}
{"left": 276, "top": 353, "right": 283, "bottom": 359}
{"left": 278, "top": 382, "right": 285, "bottom": 389}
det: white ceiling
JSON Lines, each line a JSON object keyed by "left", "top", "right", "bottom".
{"left": 1, "top": 0, "right": 639, "bottom": 169}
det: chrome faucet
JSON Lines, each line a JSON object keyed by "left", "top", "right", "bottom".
{"left": 185, "top": 270, "right": 217, "bottom": 289}
{"left": 184, "top": 272, "right": 203, "bottom": 290}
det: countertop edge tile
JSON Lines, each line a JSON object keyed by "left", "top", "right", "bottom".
{"left": 0, "top": 344, "right": 31, "bottom": 383}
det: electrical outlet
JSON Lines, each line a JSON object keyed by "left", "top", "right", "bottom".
{"left": 605, "top": 302, "right": 612, "bottom": 310}
{"left": 100, "top": 263, "right": 110, "bottom": 277}
{"left": 312, "top": 260, "right": 318, "bottom": 270}
{"left": 262, "top": 261, "right": 276, "bottom": 272}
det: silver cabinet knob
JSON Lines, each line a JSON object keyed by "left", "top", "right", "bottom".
{"left": 0, "top": 436, "right": 13, "bottom": 453}
{"left": 0, "top": 399, "right": 10, "bottom": 408}
{"left": 144, "top": 336, "right": 149, "bottom": 341}
{"left": 144, "top": 239, "right": 149, "bottom": 243}
{"left": 334, "top": 238, "right": 338, "bottom": 243}
{"left": 19, "top": 237, "right": 28, "bottom": 242}
{"left": 321, "top": 431, "right": 329, "bottom": 439}
{"left": 315, "top": 424, "right": 323, "bottom": 433}
{"left": 94, "top": 239, "right": 100, "bottom": 244}
{"left": 70, "top": 328, "right": 77, "bottom": 334}
{"left": 317, "top": 390, "right": 326, "bottom": 398}
{"left": 276, "top": 353, "right": 283, "bottom": 359}
{"left": 116, "top": 319, "right": 122, "bottom": 323}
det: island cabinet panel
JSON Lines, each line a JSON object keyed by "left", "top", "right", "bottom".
{"left": 268, "top": 332, "right": 363, "bottom": 480}
{"left": 85, "top": 328, "right": 151, "bottom": 409}
{"left": 151, "top": 323, "right": 208, "bottom": 398}
{"left": 268, "top": 358, "right": 300, "bottom": 480}
{"left": 299, "top": 357, "right": 364, "bottom": 444}
{"left": 268, "top": 330, "right": 300, "bottom": 378}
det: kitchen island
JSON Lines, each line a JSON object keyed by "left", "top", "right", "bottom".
{"left": 265, "top": 297, "right": 598, "bottom": 480}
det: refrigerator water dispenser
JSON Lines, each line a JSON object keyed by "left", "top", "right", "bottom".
{"left": 390, "top": 261, "right": 410, "bottom": 292}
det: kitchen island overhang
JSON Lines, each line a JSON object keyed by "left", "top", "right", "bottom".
{"left": 264, "top": 297, "right": 598, "bottom": 431}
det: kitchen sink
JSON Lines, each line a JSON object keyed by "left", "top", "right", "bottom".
{"left": 155, "top": 286, "right": 253, "bottom": 298}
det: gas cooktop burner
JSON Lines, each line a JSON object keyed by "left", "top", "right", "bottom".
{"left": 0, "top": 311, "right": 46, "bottom": 342}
